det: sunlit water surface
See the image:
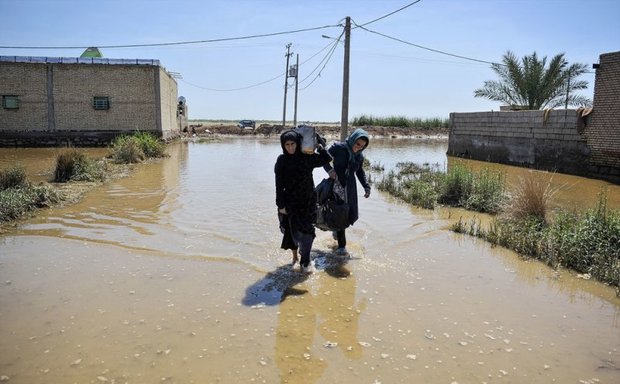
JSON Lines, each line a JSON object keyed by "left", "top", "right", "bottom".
{"left": 1, "top": 138, "right": 619, "bottom": 384}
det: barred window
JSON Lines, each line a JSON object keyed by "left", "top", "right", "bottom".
{"left": 2, "top": 95, "right": 20, "bottom": 109}
{"left": 93, "top": 96, "right": 110, "bottom": 110}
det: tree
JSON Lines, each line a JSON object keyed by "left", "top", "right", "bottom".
{"left": 474, "top": 51, "right": 591, "bottom": 110}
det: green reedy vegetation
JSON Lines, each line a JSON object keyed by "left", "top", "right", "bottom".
{"left": 1, "top": 131, "right": 167, "bottom": 226}
{"left": 352, "top": 115, "right": 449, "bottom": 129}
{"left": 0, "top": 166, "right": 61, "bottom": 223}
{"left": 453, "top": 191, "right": 620, "bottom": 288}
{"left": 109, "top": 131, "right": 166, "bottom": 163}
{"left": 373, "top": 162, "right": 619, "bottom": 289}
{"left": 376, "top": 162, "right": 505, "bottom": 213}
{"left": 54, "top": 149, "right": 107, "bottom": 182}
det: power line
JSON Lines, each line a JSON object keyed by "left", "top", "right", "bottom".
{"left": 0, "top": 24, "right": 340, "bottom": 50}
{"left": 180, "top": 74, "right": 282, "bottom": 92}
{"left": 354, "top": 23, "right": 500, "bottom": 65}
{"left": 355, "top": 0, "right": 422, "bottom": 28}
{"left": 179, "top": 39, "right": 341, "bottom": 92}
{"left": 299, "top": 31, "right": 345, "bottom": 87}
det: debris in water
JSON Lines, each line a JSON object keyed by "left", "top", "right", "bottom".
{"left": 577, "top": 273, "right": 591, "bottom": 280}
{"left": 359, "top": 341, "right": 371, "bottom": 347}
{"left": 70, "top": 358, "right": 82, "bottom": 366}
{"left": 324, "top": 341, "right": 338, "bottom": 348}
{"left": 406, "top": 354, "right": 417, "bottom": 360}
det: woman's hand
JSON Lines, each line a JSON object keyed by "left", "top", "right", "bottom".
{"left": 278, "top": 207, "right": 287, "bottom": 214}
{"left": 364, "top": 186, "right": 371, "bottom": 198}
{"left": 328, "top": 169, "right": 337, "bottom": 180}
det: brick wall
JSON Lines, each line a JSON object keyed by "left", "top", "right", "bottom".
{"left": 0, "top": 57, "right": 181, "bottom": 146}
{"left": 0, "top": 62, "right": 48, "bottom": 131}
{"left": 447, "top": 110, "right": 593, "bottom": 175}
{"left": 447, "top": 51, "right": 620, "bottom": 184}
{"left": 584, "top": 51, "right": 620, "bottom": 169}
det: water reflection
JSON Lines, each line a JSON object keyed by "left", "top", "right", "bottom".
{"left": 1, "top": 138, "right": 619, "bottom": 383}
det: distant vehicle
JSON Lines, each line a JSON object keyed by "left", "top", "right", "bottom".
{"left": 238, "top": 120, "right": 256, "bottom": 129}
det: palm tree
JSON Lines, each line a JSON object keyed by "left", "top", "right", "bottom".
{"left": 474, "top": 51, "right": 591, "bottom": 110}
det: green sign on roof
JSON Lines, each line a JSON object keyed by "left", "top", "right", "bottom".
{"left": 80, "top": 47, "right": 103, "bottom": 58}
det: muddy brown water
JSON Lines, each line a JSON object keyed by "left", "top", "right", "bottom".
{"left": 1, "top": 138, "right": 619, "bottom": 384}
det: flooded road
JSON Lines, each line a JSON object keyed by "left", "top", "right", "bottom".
{"left": 1, "top": 138, "right": 619, "bottom": 384}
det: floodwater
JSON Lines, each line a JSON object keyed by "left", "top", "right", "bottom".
{"left": 1, "top": 137, "right": 619, "bottom": 384}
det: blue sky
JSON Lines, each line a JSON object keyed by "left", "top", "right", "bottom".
{"left": 1, "top": 0, "right": 619, "bottom": 122}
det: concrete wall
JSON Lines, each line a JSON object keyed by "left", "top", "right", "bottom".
{"left": 0, "top": 57, "right": 182, "bottom": 146}
{"left": 448, "top": 51, "right": 620, "bottom": 184}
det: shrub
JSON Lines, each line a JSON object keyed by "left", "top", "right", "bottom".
{"left": 474, "top": 190, "right": 620, "bottom": 288}
{"left": 351, "top": 114, "right": 449, "bottom": 129}
{"left": 109, "top": 132, "right": 166, "bottom": 163}
{"left": 503, "top": 172, "right": 556, "bottom": 223}
{"left": 133, "top": 131, "right": 166, "bottom": 158}
{"left": 0, "top": 166, "right": 28, "bottom": 190}
{"left": 53, "top": 149, "right": 106, "bottom": 182}
{"left": 0, "top": 184, "right": 61, "bottom": 222}
{"left": 438, "top": 164, "right": 474, "bottom": 206}
{"left": 110, "top": 135, "right": 145, "bottom": 164}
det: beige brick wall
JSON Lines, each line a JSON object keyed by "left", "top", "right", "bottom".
{"left": 0, "top": 59, "right": 180, "bottom": 141}
{"left": 158, "top": 69, "right": 181, "bottom": 138}
{"left": 0, "top": 62, "right": 48, "bottom": 130}
{"left": 585, "top": 51, "right": 620, "bottom": 168}
{"left": 52, "top": 64, "right": 157, "bottom": 131}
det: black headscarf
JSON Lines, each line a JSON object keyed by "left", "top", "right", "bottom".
{"left": 280, "top": 130, "right": 302, "bottom": 155}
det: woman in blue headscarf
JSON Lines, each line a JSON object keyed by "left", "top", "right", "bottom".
{"left": 323, "top": 128, "right": 371, "bottom": 255}
{"left": 275, "top": 130, "right": 331, "bottom": 272}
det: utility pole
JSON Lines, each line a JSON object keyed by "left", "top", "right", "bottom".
{"left": 293, "top": 54, "right": 299, "bottom": 128}
{"left": 282, "top": 43, "right": 292, "bottom": 130}
{"left": 340, "top": 16, "right": 351, "bottom": 141}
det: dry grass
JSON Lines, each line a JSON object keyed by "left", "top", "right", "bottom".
{"left": 503, "top": 172, "right": 558, "bottom": 223}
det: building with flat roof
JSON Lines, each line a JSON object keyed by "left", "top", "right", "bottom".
{"left": 0, "top": 55, "right": 184, "bottom": 146}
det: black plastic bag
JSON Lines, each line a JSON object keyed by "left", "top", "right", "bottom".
{"left": 315, "top": 178, "right": 349, "bottom": 231}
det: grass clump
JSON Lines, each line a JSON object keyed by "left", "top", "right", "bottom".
{"left": 109, "top": 131, "right": 166, "bottom": 164}
{"left": 438, "top": 165, "right": 506, "bottom": 214}
{"left": 54, "top": 149, "right": 107, "bottom": 182}
{"left": 0, "top": 166, "right": 61, "bottom": 223}
{"left": 371, "top": 161, "right": 619, "bottom": 289}
{"left": 453, "top": 182, "right": 620, "bottom": 289}
{"left": 352, "top": 114, "right": 449, "bottom": 130}
{"left": 0, "top": 166, "right": 28, "bottom": 190}
{"left": 377, "top": 162, "right": 506, "bottom": 213}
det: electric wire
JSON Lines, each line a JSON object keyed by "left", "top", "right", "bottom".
{"left": 354, "top": 22, "right": 500, "bottom": 65}
{"left": 298, "top": 31, "right": 344, "bottom": 85}
{"left": 0, "top": 25, "right": 341, "bottom": 49}
{"left": 355, "top": 0, "right": 422, "bottom": 28}
{"left": 180, "top": 39, "right": 340, "bottom": 92}
{"left": 299, "top": 34, "right": 343, "bottom": 91}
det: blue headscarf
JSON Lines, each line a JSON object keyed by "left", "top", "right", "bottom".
{"left": 345, "top": 128, "right": 370, "bottom": 160}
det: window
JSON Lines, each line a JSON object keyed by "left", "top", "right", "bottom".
{"left": 2, "top": 95, "right": 20, "bottom": 109}
{"left": 93, "top": 96, "right": 110, "bottom": 110}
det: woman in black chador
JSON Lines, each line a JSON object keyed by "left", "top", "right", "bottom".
{"left": 275, "top": 130, "right": 331, "bottom": 273}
